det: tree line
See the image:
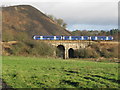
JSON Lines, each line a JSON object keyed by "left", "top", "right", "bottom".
{"left": 72, "top": 29, "right": 120, "bottom": 41}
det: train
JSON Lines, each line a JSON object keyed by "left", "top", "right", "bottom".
{"left": 33, "top": 35, "right": 113, "bottom": 41}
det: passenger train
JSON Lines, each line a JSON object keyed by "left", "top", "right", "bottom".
{"left": 33, "top": 35, "right": 113, "bottom": 41}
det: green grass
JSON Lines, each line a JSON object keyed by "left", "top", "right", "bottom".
{"left": 2, "top": 56, "right": 119, "bottom": 88}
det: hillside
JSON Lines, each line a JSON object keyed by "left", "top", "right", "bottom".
{"left": 2, "top": 5, "right": 71, "bottom": 41}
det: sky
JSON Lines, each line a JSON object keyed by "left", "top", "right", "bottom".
{"left": 1, "top": 0, "right": 119, "bottom": 31}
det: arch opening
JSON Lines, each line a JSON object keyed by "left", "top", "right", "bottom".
{"left": 56, "top": 45, "right": 65, "bottom": 59}
{"left": 68, "top": 48, "right": 74, "bottom": 58}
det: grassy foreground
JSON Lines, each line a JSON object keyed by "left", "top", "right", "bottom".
{"left": 2, "top": 56, "right": 119, "bottom": 88}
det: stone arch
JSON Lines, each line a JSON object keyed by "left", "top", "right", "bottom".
{"left": 68, "top": 48, "right": 74, "bottom": 58}
{"left": 56, "top": 45, "right": 65, "bottom": 59}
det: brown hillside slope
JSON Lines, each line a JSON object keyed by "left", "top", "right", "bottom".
{"left": 2, "top": 5, "right": 71, "bottom": 41}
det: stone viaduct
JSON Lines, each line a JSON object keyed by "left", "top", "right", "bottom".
{"left": 1, "top": 40, "right": 118, "bottom": 58}
{"left": 40, "top": 40, "right": 92, "bottom": 59}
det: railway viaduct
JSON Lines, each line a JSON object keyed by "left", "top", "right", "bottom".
{"left": 40, "top": 40, "right": 92, "bottom": 59}
{"left": 1, "top": 40, "right": 118, "bottom": 59}
{"left": 38, "top": 40, "right": 119, "bottom": 59}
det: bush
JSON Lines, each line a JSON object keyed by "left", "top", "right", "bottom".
{"left": 11, "top": 42, "right": 29, "bottom": 56}
{"left": 74, "top": 48, "right": 84, "bottom": 58}
{"left": 30, "top": 41, "right": 55, "bottom": 57}
{"left": 2, "top": 30, "right": 14, "bottom": 41}
{"left": 91, "top": 43, "right": 100, "bottom": 52}
{"left": 91, "top": 43, "right": 118, "bottom": 58}
{"left": 99, "top": 47, "right": 118, "bottom": 58}
{"left": 11, "top": 40, "right": 55, "bottom": 57}
{"left": 14, "top": 32, "right": 29, "bottom": 42}
{"left": 100, "top": 48, "right": 110, "bottom": 58}
{"left": 85, "top": 48, "right": 99, "bottom": 58}
{"left": 107, "top": 47, "right": 118, "bottom": 58}
{"left": 74, "top": 48, "right": 99, "bottom": 58}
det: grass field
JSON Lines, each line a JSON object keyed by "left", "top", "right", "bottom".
{"left": 2, "top": 56, "right": 119, "bottom": 88}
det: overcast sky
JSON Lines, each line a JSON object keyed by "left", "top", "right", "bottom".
{"left": 1, "top": 0, "right": 119, "bottom": 31}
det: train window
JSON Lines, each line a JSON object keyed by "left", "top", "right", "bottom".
{"left": 56, "top": 36, "right": 61, "bottom": 40}
{"left": 100, "top": 37, "right": 103, "bottom": 40}
{"left": 103, "top": 36, "right": 106, "bottom": 40}
{"left": 78, "top": 36, "right": 82, "bottom": 40}
{"left": 84, "top": 36, "right": 88, "bottom": 40}
{"left": 97, "top": 36, "right": 101, "bottom": 40}
{"left": 64, "top": 36, "right": 69, "bottom": 40}
{"left": 91, "top": 36, "right": 95, "bottom": 40}
{"left": 108, "top": 36, "right": 113, "bottom": 40}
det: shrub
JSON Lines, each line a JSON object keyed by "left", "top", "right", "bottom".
{"left": 91, "top": 43, "right": 100, "bottom": 52}
{"left": 91, "top": 43, "right": 118, "bottom": 58}
{"left": 11, "top": 40, "right": 55, "bottom": 57}
{"left": 30, "top": 41, "right": 55, "bottom": 57}
{"left": 14, "top": 32, "right": 29, "bottom": 42}
{"left": 11, "top": 42, "right": 29, "bottom": 56}
{"left": 2, "top": 30, "right": 14, "bottom": 41}
{"left": 100, "top": 48, "right": 111, "bottom": 58}
{"left": 74, "top": 48, "right": 99, "bottom": 58}
{"left": 85, "top": 48, "right": 99, "bottom": 58}
{"left": 107, "top": 47, "right": 118, "bottom": 58}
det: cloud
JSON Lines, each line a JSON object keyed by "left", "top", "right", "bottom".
{"left": 33, "top": 2, "right": 118, "bottom": 26}
{"left": 67, "top": 24, "right": 118, "bottom": 31}
{"left": 1, "top": 1, "right": 118, "bottom": 30}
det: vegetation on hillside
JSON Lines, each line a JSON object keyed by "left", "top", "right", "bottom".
{"left": 2, "top": 5, "right": 71, "bottom": 40}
